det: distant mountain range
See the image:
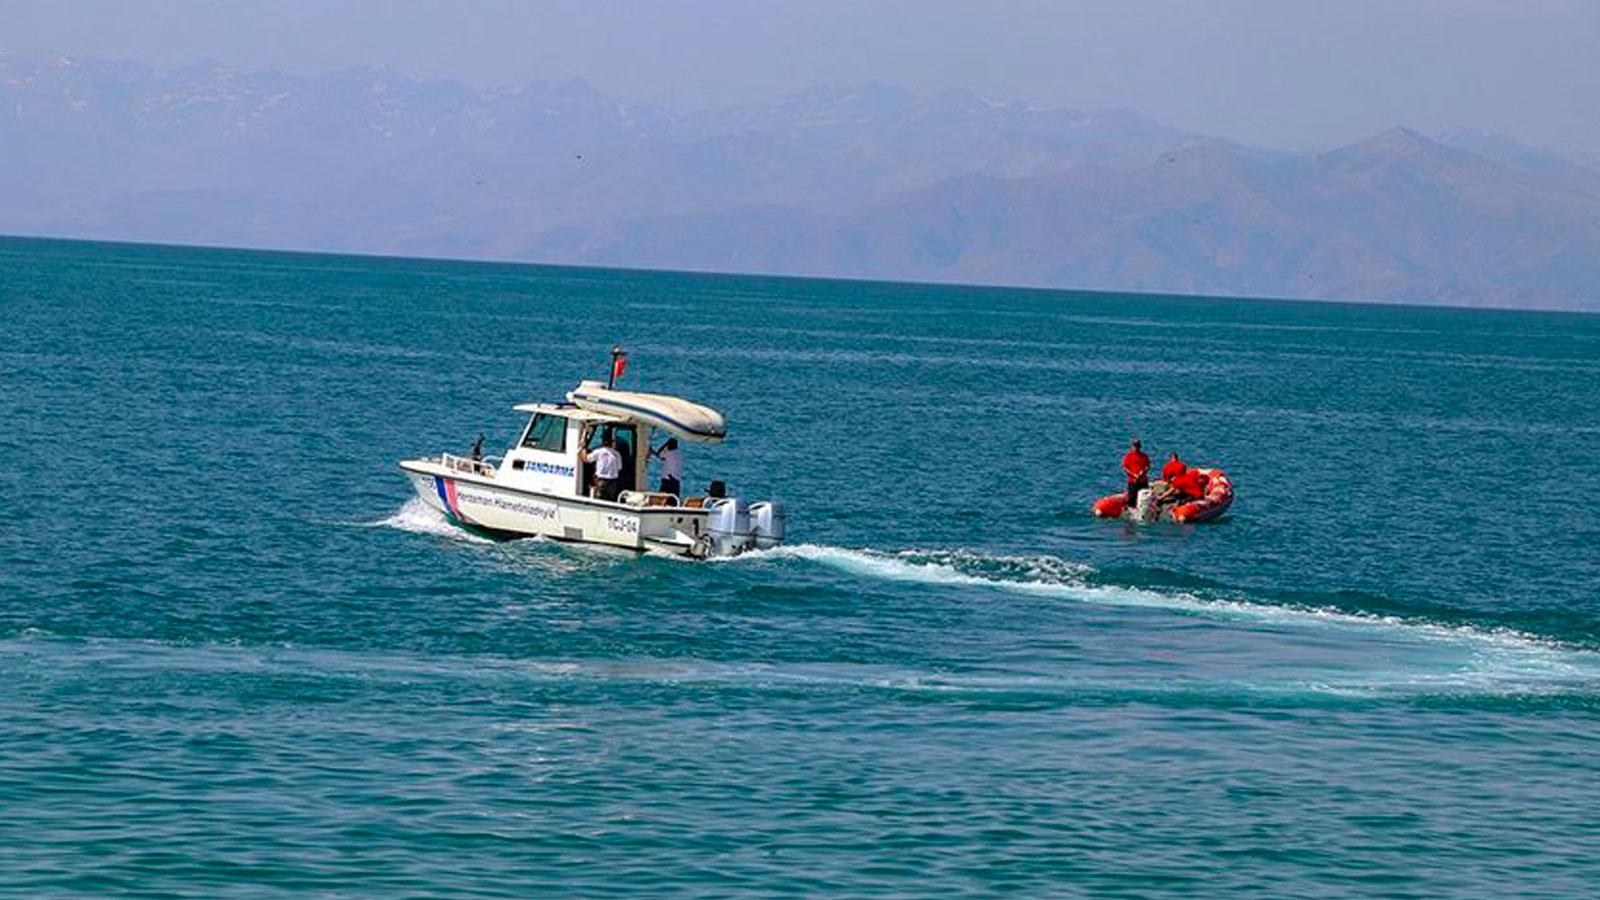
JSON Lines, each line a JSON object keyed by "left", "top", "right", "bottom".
{"left": 4, "top": 51, "right": 1599, "bottom": 310}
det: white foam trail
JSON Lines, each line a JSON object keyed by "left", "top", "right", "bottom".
{"left": 368, "top": 497, "right": 492, "bottom": 543}
{"left": 3, "top": 635, "right": 1590, "bottom": 701}
{"left": 734, "top": 545, "right": 1600, "bottom": 697}
{"left": 735, "top": 544, "right": 1592, "bottom": 659}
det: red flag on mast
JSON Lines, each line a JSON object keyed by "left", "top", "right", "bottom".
{"left": 611, "top": 351, "right": 628, "bottom": 383}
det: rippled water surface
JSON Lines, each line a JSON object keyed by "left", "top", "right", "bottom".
{"left": 3, "top": 236, "right": 1600, "bottom": 896}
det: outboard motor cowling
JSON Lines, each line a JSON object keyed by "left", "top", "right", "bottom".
{"left": 749, "top": 501, "right": 786, "bottom": 549}
{"left": 1134, "top": 487, "right": 1160, "bottom": 523}
{"left": 705, "top": 497, "right": 754, "bottom": 556}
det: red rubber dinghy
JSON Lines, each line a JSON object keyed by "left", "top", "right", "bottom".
{"left": 1093, "top": 468, "right": 1234, "bottom": 523}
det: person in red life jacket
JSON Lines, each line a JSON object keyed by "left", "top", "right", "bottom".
{"left": 1160, "top": 467, "right": 1209, "bottom": 506}
{"left": 1121, "top": 439, "right": 1151, "bottom": 507}
{"left": 1161, "top": 452, "right": 1187, "bottom": 484}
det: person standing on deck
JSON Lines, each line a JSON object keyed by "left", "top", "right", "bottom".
{"left": 1122, "top": 439, "right": 1151, "bottom": 507}
{"left": 651, "top": 437, "right": 683, "bottom": 498}
{"left": 583, "top": 434, "right": 624, "bottom": 502}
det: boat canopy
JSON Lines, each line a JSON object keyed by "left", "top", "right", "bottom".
{"left": 511, "top": 402, "right": 621, "bottom": 423}
{"left": 567, "top": 381, "right": 727, "bottom": 444}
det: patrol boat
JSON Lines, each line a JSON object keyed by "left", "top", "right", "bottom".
{"left": 398, "top": 353, "right": 785, "bottom": 558}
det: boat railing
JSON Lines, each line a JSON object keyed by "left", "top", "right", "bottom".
{"left": 440, "top": 452, "right": 498, "bottom": 478}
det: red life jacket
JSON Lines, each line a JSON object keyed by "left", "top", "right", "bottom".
{"left": 1162, "top": 459, "right": 1187, "bottom": 482}
{"left": 1174, "top": 469, "right": 1208, "bottom": 499}
{"left": 1122, "top": 450, "right": 1150, "bottom": 481}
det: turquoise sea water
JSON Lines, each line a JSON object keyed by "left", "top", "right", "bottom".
{"left": 3, "top": 236, "right": 1599, "bottom": 896}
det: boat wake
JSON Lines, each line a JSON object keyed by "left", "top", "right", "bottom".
{"left": 6, "top": 629, "right": 1596, "bottom": 707}
{"left": 733, "top": 543, "right": 1515, "bottom": 633}
{"left": 365, "top": 497, "right": 492, "bottom": 543}
{"left": 362, "top": 500, "right": 644, "bottom": 576}
{"left": 726, "top": 543, "right": 1600, "bottom": 697}
{"left": 349, "top": 509, "right": 1600, "bottom": 699}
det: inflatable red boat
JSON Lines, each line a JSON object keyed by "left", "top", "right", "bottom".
{"left": 1093, "top": 468, "right": 1233, "bottom": 523}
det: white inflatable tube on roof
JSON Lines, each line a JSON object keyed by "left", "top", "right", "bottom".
{"left": 568, "top": 381, "right": 728, "bottom": 444}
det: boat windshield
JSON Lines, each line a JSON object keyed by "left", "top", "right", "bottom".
{"left": 521, "top": 413, "right": 567, "bottom": 453}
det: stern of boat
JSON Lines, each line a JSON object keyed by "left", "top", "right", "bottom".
{"left": 625, "top": 491, "right": 785, "bottom": 558}
{"left": 703, "top": 497, "right": 785, "bottom": 557}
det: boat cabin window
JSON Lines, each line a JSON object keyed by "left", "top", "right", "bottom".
{"left": 521, "top": 413, "right": 568, "bottom": 453}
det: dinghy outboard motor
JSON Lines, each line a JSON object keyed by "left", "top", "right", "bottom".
{"left": 1134, "top": 487, "right": 1160, "bottom": 523}
{"left": 749, "top": 501, "right": 786, "bottom": 550}
{"left": 706, "top": 497, "right": 754, "bottom": 556}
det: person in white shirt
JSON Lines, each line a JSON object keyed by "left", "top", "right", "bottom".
{"left": 651, "top": 437, "right": 684, "bottom": 498}
{"left": 582, "top": 433, "right": 624, "bottom": 501}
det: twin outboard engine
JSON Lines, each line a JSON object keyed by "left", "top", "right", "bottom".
{"left": 705, "top": 497, "right": 752, "bottom": 556}
{"left": 704, "top": 497, "right": 786, "bottom": 556}
{"left": 749, "top": 501, "right": 786, "bottom": 549}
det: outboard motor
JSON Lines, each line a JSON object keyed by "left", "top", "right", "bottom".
{"left": 705, "top": 497, "right": 753, "bottom": 556}
{"left": 749, "top": 501, "right": 786, "bottom": 549}
{"left": 1134, "top": 487, "right": 1160, "bottom": 522}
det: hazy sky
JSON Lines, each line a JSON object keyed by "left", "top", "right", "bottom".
{"left": 9, "top": 0, "right": 1600, "bottom": 155}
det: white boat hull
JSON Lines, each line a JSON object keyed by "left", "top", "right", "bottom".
{"left": 401, "top": 459, "right": 733, "bottom": 557}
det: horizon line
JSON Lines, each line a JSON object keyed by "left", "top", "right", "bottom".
{"left": 3, "top": 231, "right": 1592, "bottom": 317}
